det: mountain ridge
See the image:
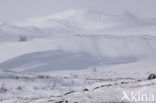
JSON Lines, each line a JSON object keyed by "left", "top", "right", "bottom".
{"left": 0, "top": 9, "right": 156, "bottom": 42}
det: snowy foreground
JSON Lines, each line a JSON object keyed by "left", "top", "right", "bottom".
{"left": 1, "top": 60, "right": 156, "bottom": 103}
{"left": 0, "top": 35, "right": 156, "bottom": 103}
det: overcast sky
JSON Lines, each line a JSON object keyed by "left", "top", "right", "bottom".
{"left": 0, "top": 0, "right": 156, "bottom": 22}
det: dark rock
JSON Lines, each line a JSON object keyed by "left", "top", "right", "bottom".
{"left": 148, "top": 74, "right": 156, "bottom": 80}
{"left": 83, "top": 88, "right": 89, "bottom": 92}
{"left": 55, "top": 101, "right": 63, "bottom": 103}
{"left": 65, "top": 100, "right": 68, "bottom": 103}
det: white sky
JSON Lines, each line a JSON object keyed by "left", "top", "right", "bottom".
{"left": 0, "top": 0, "right": 156, "bottom": 22}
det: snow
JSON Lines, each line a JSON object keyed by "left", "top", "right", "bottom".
{"left": 0, "top": 34, "right": 156, "bottom": 102}
{"left": 0, "top": 9, "right": 156, "bottom": 103}
{"left": 0, "top": 65, "right": 156, "bottom": 103}
{"left": 14, "top": 9, "right": 156, "bottom": 29}
{"left": 0, "top": 9, "right": 156, "bottom": 42}
{"left": 0, "top": 35, "right": 156, "bottom": 72}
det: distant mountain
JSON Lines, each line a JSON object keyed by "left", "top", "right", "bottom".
{"left": 14, "top": 9, "right": 156, "bottom": 29}
{"left": 0, "top": 9, "right": 156, "bottom": 42}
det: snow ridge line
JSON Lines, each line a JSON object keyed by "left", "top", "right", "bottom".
{"left": 59, "top": 34, "right": 156, "bottom": 40}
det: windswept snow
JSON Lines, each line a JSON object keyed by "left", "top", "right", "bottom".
{"left": 0, "top": 9, "right": 156, "bottom": 103}
{"left": 0, "top": 50, "right": 137, "bottom": 73}
{"left": 0, "top": 35, "right": 156, "bottom": 72}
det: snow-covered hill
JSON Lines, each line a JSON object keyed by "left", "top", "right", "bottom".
{"left": 0, "top": 35, "right": 156, "bottom": 72}
{"left": 0, "top": 22, "right": 46, "bottom": 42}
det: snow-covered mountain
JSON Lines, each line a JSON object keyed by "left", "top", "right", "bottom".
{"left": 0, "top": 9, "right": 156, "bottom": 42}
{"left": 14, "top": 9, "right": 156, "bottom": 30}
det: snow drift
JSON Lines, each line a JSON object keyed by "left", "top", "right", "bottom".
{"left": 0, "top": 35, "right": 156, "bottom": 72}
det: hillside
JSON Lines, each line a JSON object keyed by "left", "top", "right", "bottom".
{"left": 0, "top": 34, "right": 156, "bottom": 73}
